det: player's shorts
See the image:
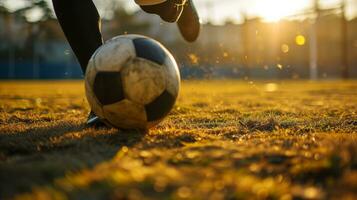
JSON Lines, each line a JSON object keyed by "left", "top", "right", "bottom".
{"left": 135, "top": 0, "right": 167, "bottom": 6}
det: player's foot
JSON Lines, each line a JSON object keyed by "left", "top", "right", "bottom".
{"left": 86, "top": 111, "right": 108, "bottom": 128}
{"left": 140, "top": 0, "right": 200, "bottom": 42}
{"left": 177, "top": 0, "right": 200, "bottom": 42}
{"left": 140, "top": 0, "right": 185, "bottom": 23}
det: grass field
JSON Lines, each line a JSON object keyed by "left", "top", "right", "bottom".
{"left": 0, "top": 80, "right": 356, "bottom": 200}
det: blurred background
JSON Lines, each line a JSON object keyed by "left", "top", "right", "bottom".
{"left": 0, "top": 0, "right": 356, "bottom": 79}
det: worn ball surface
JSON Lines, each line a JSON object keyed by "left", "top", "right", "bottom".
{"left": 85, "top": 34, "right": 180, "bottom": 129}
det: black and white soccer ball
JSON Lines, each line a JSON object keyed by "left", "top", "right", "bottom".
{"left": 85, "top": 34, "right": 180, "bottom": 129}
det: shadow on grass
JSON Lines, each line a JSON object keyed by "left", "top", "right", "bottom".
{"left": 0, "top": 121, "right": 146, "bottom": 199}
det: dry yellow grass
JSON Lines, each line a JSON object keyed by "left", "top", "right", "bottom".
{"left": 0, "top": 80, "right": 356, "bottom": 200}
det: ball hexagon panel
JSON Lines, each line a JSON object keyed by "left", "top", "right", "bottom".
{"left": 133, "top": 38, "right": 167, "bottom": 65}
{"left": 121, "top": 58, "right": 167, "bottom": 105}
{"left": 164, "top": 55, "right": 181, "bottom": 98}
{"left": 145, "top": 90, "right": 176, "bottom": 122}
{"left": 93, "top": 71, "right": 125, "bottom": 106}
{"left": 94, "top": 38, "right": 135, "bottom": 72}
{"left": 102, "top": 99, "right": 147, "bottom": 129}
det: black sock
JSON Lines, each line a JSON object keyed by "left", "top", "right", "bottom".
{"left": 52, "top": 0, "right": 103, "bottom": 73}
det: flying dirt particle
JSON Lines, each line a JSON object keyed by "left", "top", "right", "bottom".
{"left": 277, "top": 64, "right": 283, "bottom": 69}
{"left": 188, "top": 54, "right": 199, "bottom": 65}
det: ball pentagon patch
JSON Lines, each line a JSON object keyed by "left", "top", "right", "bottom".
{"left": 133, "top": 38, "right": 167, "bottom": 65}
{"left": 93, "top": 72, "right": 125, "bottom": 105}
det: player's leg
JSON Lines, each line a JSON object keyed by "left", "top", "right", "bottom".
{"left": 139, "top": 0, "right": 200, "bottom": 42}
{"left": 52, "top": 0, "right": 105, "bottom": 127}
{"left": 177, "top": 0, "right": 200, "bottom": 42}
{"left": 52, "top": 0, "right": 103, "bottom": 73}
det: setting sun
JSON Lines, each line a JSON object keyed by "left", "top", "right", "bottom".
{"left": 196, "top": 0, "right": 315, "bottom": 24}
{"left": 251, "top": 0, "right": 311, "bottom": 21}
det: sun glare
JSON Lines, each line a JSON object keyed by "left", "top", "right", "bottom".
{"left": 252, "top": 0, "right": 310, "bottom": 22}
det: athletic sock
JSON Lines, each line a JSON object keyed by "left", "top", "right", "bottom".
{"left": 52, "top": 0, "right": 103, "bottom": 73}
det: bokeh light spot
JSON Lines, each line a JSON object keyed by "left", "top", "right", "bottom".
{"left": 281, "top": 44, "right": 289, "bottom": 53}
{"left": 295, "top": 35, "right": 306, "bottom": 46}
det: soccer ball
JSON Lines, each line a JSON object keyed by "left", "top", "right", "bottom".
{"left": 85, "top": 34, "right": 180, "bottom": 129}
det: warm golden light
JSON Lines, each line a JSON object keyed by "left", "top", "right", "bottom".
{"left": 223, "top": 52, "right": 228, "bottom": 57}
{"left": 295, "top": 35, "right": 306, "bottom": 46}
{"left": 251, "top": 0, "right": 309, "bottom": 22}
{"left": 264, "top": 83, "right": 278, "bottom": 92}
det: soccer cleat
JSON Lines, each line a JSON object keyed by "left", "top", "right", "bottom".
{"left": 86, "top": 111, "right": 108, "bottom": 128}
{"left": 177, "top": 0, "right": 200, "bottom": 42}
{"left": 140, "top": 0, "right": 200, "bottom": 42}
{"left": 140, "top": 0, "right": 186, "bottom": 23}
